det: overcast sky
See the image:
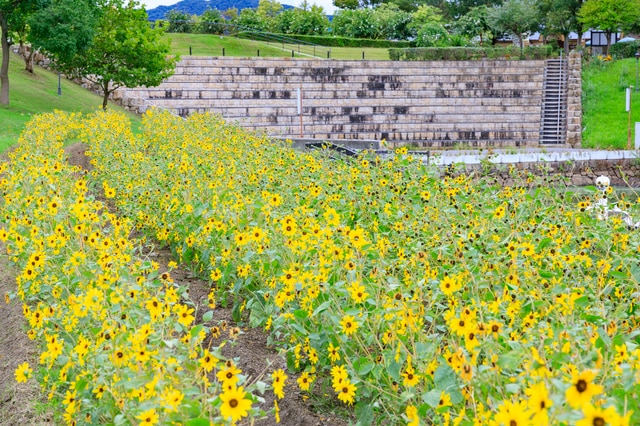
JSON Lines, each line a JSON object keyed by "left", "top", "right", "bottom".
{"left": 139, "top": 0, "right": 337, "bottom": 14}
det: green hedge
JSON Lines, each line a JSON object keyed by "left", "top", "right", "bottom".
{"left": 609, "top": 40, "right": 640, "bottom": 59}
{"left": 236, "top": 31, "right": 415, "bottom": 48}
{"left": 389, "top": 45, "right": 556, "bottom": 61}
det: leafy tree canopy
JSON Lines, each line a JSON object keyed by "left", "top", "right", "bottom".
{"left": 29, "top": 0, "right": 100, "bottom": 65}
{"left": 455, "top": 5, "right": 493, "bottom": 44}
{"left": 331, "top": 8, "right": 377, "bottom": 38}
{"left": 198, "top": 8, "right": 224, "bottom": 34}
{"left": 579, "top": 0, "right": 640, "bottom": 54}
{"left": 36, "top": 0, "right": 177, "bottom": 109}
{"left": 488, "top": 0, "right": 541, "bottom": 49}
{"left": 165, "top": 9, "right": 196, "bottom": 32}
{"left": 539, "top": 0, "right": 583, "bottom": 53}
{"left": 1, "top": 0, "right": 49, "bottom": 104}
{"left": 257, "top": 0, "right": 282, "bottom": 18}
{"left": 276, "top": 1, "right": 329, "bottom": 35}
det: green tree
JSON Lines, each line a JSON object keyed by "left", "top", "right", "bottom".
{"left": 223, "top": 7, "right": 238, "bottom": 22}
{"left": 334, "top": 0, "right": 381, "bottom": 8}
{"left": 334, "top": 0, "right": 358, "bottom": 8}
{"left": 372, "top": 3, "right": 412, "bottom": 39}
{"left": 35, "top": 0, "right": 177, "bottom": 109}
{"left": 198, "top": 8, "right": 224, "bottom": 34}
{"left": 383, "top": 0, "right": 423, "bottom": 13}
{"left": 0, "top": 9, "right": 10, "bottom": 104}
{"left": 1, "top": 0, "right": 41, "bottom": 104}
{"left": 455, "top": 5, "right": 493, "bottom": 44}
{"left": 408, "top": 4, "right": 444, "bottom": 37}
{"left": 277, "top": 3, "right": 329, "bottom": 35}
{"left": 539, "top": 0, "right": 582, "bottom": 54}
{"left": 579, "top": 0, "right": 640, "bottom": 55}
{"left": 9, "top": 1, "right": 38, "bottom": 73}
{"left": 331, "top": 8, "right": 377, "bottom": 38}
{"left": 257, "top": 0, "right": 282, "bottom": 19}
{"left": 448, "top": 0, "right": 502, "bottom": 19}
{"left": 236, "top": 8, "right": 267, "bottom": 31}
{"left": 28, "top": 0, "right": 98, "bottom": 66}
{"left": 488, "top": 0, "right": 541, "bottom": 51}
{"left": 165, "top": 10, "right": 195, "bottom": 33}
{"left": 415, "top": 22, "right": 450, "bottom": 46}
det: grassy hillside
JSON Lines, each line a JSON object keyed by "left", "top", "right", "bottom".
{"left": 164, "top": 33, "right": 288, "bottom": 57}
{"left": 163, "top": 33, "right": 391, "bottom": 60}
{"left": 0, "top": 52, "right": 140, "bottom": 153}
{"left": 582, "top": 57, "right": 640, "bottom": 149}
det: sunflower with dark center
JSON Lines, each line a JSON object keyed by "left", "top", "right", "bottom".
{"left": 565, "top": 370, "right": 603, "bottom": 409}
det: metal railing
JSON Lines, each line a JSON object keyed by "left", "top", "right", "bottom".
{"left": 156, "top": 21, "right": 331, "bottom": 58}
{"left": 235, "top": 30, "right": 331, "bottom": 59}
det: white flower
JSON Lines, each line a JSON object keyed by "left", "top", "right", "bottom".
{"left": 595, "top": 175, "right": 610, "bottom": 190}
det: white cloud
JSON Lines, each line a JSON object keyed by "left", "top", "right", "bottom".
{"left": 139, "top": 0, "right": 337, "bottom": 15}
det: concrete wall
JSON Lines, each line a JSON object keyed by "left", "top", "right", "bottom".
{"left": 119, "top": 57, "right": 549, "bottom": 148}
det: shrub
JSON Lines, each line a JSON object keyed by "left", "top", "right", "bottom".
{"left": 609, "top": 40, "right": 640, "bottom": 59}
{"left": 236, "top": 31, "right": 415, "bottom": 48}
{"left": 389, "top": 45, "right": 555, "bottom": 60}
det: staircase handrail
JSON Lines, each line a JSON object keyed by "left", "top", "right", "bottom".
{"left": 557, "top": 51, "right": 563, "bottom": 142}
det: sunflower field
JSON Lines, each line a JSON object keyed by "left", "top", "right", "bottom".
{"left": 2, "top": 108, "right": 640, "bottom": 425}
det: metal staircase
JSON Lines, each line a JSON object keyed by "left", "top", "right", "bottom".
{"left": 539, "top": 57, "right": 568, "bottom": 144}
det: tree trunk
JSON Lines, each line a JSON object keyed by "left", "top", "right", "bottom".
{"left": 0, "top": 11, "right": 10, "bottom": 106}
{"left": 25, "top": 49, "right": 34, "bottom": 73}
{"left": 605, "top": 30, "right": 612, "bottom": 56}
{"left": 563, "top": 33, "right": 569, "bottom": 56}
{"left": 101, "top": 80, "right": 110, "bottom": 110}
{"left": 577, "top": 31, "right": 583, "bottom": 50}
{"left": 517, "top": 33, "right": 524, "bottom": 57}
{"left": 19, "top": 41, "right": 34, "bottom": 74}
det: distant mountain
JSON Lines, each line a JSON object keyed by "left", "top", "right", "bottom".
{"left": 146, "top": 0, "right": 293, "bottom": 21}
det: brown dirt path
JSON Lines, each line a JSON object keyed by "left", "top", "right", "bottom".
{"left": 0, "top": 143, "right": 351, "bottom": 426}
{"left": 66, "top": 143, "right": 350, "bottom": 426}
{"left": 0, "top": 250, "right": 54, "bottom": 425}
{"left": 0, "top": 149, "right": 54, "bottom": 425}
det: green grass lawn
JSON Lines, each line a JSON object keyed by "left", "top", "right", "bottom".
{"left": 164, "top": 33, "right": 287, "bottom": 57}
{"left": 163, "top": 33, "right": 391, "bottom": 60}
{"left": 0, "top": 52, "right": 140, "bottom": 154}
{"left": 582, "top": 57, "right": 640, "bottom": 149}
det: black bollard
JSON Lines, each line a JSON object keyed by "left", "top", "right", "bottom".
{"left": 189, "top": 46, "right": 192, "bottom": 55}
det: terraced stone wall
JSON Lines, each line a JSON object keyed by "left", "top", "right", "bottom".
{"left": 119, "top": 57, "right": 547, "bottom": 148}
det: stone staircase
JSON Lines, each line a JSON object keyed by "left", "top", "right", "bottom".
{"left": 539, "top": 58, "right": 568, "bottom": 144}
{"left": 120, "top": 57, "right": 548, "bottom": 148}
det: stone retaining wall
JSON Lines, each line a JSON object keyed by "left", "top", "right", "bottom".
{"left": 118, "top": 57, "right": 554, "bottom": 148}
{"left": 447, "top": 157, "right": 640, "bottom": 187}
{"left": 566, "top": 52, "right": 582, "bottom": 147}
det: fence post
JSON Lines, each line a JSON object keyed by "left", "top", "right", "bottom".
{"left": 362, "top": 51, "right": 364, "bottom": 60}
{"left": 292, "top": 50, "right": 294, "bottom": 58}
{"left": 189, "top": 46, "right": 192, "bottom": 55}
{"left": 327, "top": 50, "right": 330, "bottom": 59}
{"left": 222, "top": 47, "right": 225, "bottom": 56}
{"left": 257, "top": 49, "right": 260, "bottom": 57}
